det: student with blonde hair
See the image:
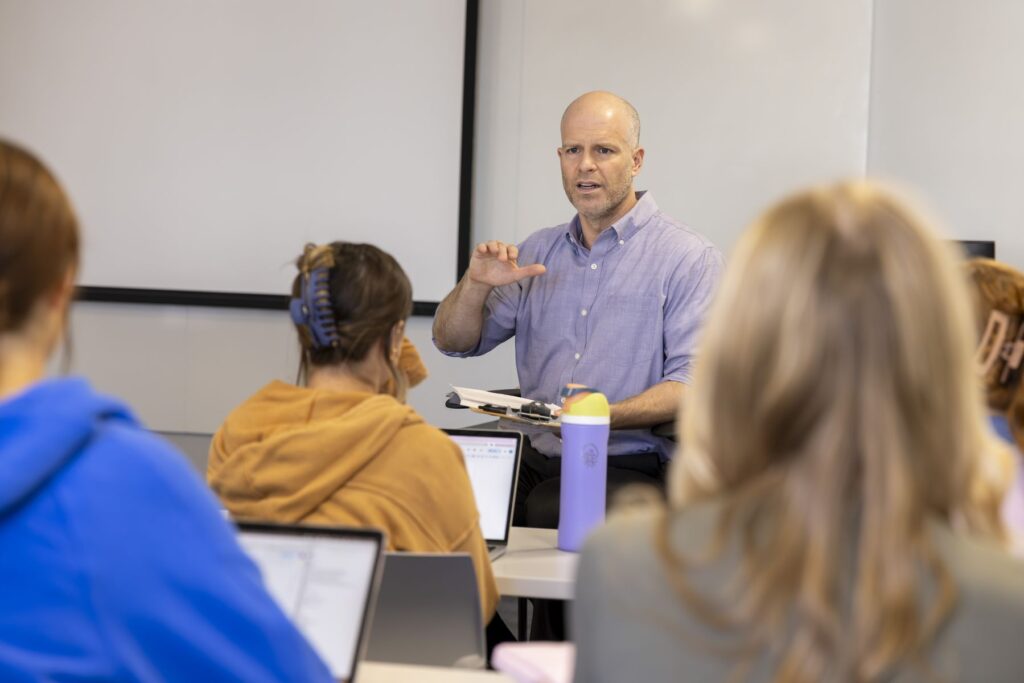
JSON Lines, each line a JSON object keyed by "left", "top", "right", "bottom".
{"left": 573, "top": 182, "right": 1024, "bottom": 682}
{"left": 0, "top": 139, "right": 333, "bottom": 681}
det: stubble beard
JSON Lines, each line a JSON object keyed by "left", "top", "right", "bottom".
{"left": 574, "top": 174, "right": 634, "bottom": 227}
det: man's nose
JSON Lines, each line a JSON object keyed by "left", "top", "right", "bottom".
{"left": 580, "top": 150, "right": 597, "bottom": 171}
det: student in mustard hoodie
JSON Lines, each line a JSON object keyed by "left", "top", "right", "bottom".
{"left": 0, "top": 139, "right": 333, "bottom": 681}
{"left": 207, "top": 241, "right": 505, "bottom": 642}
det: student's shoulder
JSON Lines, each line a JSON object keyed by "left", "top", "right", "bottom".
{"left": 85, "top": 420, "right": 195, "bottom": 475}
{"left": 587, "top": 498, "right": 720, "bottom": 550}
{"left": 387, "top": 415, "right": 463, "bottom": 460}
{"left": 581, "top": 500, "right": 724, "bottom": 587}
{"left": 927, "top": 526, "right": 1024, "bottom": 676}
{"left": 579, "top": 507, "right": 666, "bottom": 581}
{"left": 75, "top": 419, "right": 221, "bottom": 515}
{"left": 937, "top": 526, "right": 1024, "bottom": 619}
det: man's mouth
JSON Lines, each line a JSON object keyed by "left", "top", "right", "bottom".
{"left": 576, "top": 182, "right": 600, "bottom": 193}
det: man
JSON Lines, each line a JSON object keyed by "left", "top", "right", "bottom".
{"left": 434, "top": 91, "right": 723, "bottom": 527}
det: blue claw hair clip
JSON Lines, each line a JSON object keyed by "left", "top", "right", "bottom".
{"left": 289, "top": 266, "right": 340, "bottom": 349}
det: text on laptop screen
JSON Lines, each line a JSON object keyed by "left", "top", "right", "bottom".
{"left": 237, "top": 531, "right": 378, "bottom": 681}
{"left": 449, "top": 434, "right": 518, "bottom": 541}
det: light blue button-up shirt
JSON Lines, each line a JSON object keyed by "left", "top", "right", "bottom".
{"left": 441, "top": 192, "right": 723, "bottom": 458}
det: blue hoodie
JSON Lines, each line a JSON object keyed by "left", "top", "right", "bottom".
{"left": 0, "top": 377, "right": 333, "bottom": 682}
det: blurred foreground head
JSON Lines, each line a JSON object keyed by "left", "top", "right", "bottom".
{"left": 668, "top": 180, "right": 1008, "bottom": 682}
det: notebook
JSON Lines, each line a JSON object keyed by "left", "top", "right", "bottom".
{"left": 443, "top": 428, "right": 523, "bottom": 561}
{"left": 236, "top": 522, "right": 385, "bottom": 683}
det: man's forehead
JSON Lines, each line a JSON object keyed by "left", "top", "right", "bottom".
{"left": 560, "top": 117, "right": 631, "bottom": 144}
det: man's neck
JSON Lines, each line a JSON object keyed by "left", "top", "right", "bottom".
{"left": 578, "top": 192, "right": 639, "bottom": 249}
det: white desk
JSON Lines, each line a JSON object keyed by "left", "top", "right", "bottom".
{"left": 359, "top": 661, "right": 512, "bottom": 681}
{"left": 492, "top": 527, "right": 578, "bottom": 601}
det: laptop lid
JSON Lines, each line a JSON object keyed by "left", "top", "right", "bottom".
{"left": 236, "top": 521, "right": 384, "bottom": 683}
{"left": 443, "top": 428, "right": 522, "bottom": 545}
{"left": 366, "top": 552, "right": 485, "bottom": 668}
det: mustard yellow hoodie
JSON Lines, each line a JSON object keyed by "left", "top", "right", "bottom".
{"left": 207, "top": 380, "right": 498, "bottom": 621}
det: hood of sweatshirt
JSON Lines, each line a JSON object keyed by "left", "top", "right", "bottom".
{"left": 207, "top": 380, "right": 422, "bottom": 521}
{"left": 0, "top": 377, "right": 137, "bottom": 517}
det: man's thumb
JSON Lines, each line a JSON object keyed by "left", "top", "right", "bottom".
{"left": 514, "top": 264, "right": 547, "bottom": 281}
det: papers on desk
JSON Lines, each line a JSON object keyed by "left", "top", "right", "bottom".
{"left": 449, "top": 386, "right": 561, "bottom": 426}
{"left": 492, "top": 642, "right": 575, "bottom": 683}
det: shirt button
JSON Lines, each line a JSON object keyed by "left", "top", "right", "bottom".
{"left": 619, "top": 239, "right": 625, "bottom": 245}
{"left": 581, "top": 309, "right": 588, "bottom": 317}
{"left": 590, "top": 263, "right": 598, "bottom": 270}
{"left": 574, "top": 352, "right": 581, "bottom": 360}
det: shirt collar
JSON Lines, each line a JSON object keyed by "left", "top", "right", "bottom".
{"left": 563, "top": 191, "right": 658, "bottom": 251}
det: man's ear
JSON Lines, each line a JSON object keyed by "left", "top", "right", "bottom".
{"left": 632, "top": 147, "right": 645, "bottom": 176}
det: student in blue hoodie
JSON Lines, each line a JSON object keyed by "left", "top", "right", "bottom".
{"left": 0, "top": 140, "right": 334, "bottom": 681}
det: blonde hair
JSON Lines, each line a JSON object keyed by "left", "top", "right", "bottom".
{"left": 662, "top": 181, "right": 1007, "bottom": 682}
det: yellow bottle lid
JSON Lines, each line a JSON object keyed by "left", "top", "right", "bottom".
{"left": 562, "top": 385, "right": 609, "bottom": 420}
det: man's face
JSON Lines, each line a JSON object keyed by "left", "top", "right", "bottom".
{"left": 557, "top": 105, "right": 643, "bottom": 227}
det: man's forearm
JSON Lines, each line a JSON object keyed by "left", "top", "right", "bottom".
{"left": 608, "top": 380, "right": 684, "bottom": 430}
{"left": 432, "top": 275, "right": 494, "bottom": 352}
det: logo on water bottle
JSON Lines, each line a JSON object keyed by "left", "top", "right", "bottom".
{"left": 583, "top": 444, "right": 599, "bottom": 468}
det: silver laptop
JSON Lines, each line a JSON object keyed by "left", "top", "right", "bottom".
{"left": 444, "top": 428, "right": 522, "bottom": 561}
{"left": 236, "top": 522, "right": 385, "bottom": 683}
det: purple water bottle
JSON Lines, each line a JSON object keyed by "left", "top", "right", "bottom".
{"left": 558, "top": 385, "right": 610, "bottom": 552}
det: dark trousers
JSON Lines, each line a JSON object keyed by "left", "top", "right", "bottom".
{"left": 511, "top": 437, "right": 667, "bottom": 641}
{"left": 485, "top": 614, "right": 515, "bottom": 666}
{"left": 512, "top": 437, "right": 666, "bottom": 529}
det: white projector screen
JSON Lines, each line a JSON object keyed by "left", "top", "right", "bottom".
{"left": 0, "top": 0, "right": 468, "bottom": 304}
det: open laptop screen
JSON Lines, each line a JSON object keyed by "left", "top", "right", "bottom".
{"left": 236, "top": 522, "right": 383, "bottom": 683}
{"left": 444, "top": 430, "right": 521, "bottom": 543}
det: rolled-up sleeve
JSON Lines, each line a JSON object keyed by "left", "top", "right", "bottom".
{"left": 435, "top": 281, "right": 522, "bottom": 358}
{"left": 662, "top": 246, "right": 724, "bottom": 384}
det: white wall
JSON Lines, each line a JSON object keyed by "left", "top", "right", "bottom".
{"left": 867, "top": 0, "right": 1024, "bottom": 269}
{"left": 488, "top": 0, "right": 873, "bottom": 255}
{"left": 65, "top": 0, "right": 1024, "bottom": 439}
{"left": 68, "top": 303, "right": 518, "bottom": 434}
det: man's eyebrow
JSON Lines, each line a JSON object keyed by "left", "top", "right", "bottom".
{"left": 561, "top": 141, "right": 621, "bottom": 149}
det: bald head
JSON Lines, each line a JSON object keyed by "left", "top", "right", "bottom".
{"left": 561, "top": 91, "right": 641, "bottom": 150}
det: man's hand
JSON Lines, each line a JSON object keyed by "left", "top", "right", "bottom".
{"left": 469, "top": 241, "right": 546, "bottom": 287}
{"left": 433, "top": 241, "right": 545, "bottom": 353}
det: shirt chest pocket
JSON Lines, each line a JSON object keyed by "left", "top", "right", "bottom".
{"left": 589, "top": 293, "right": 663, "bottom": 366}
